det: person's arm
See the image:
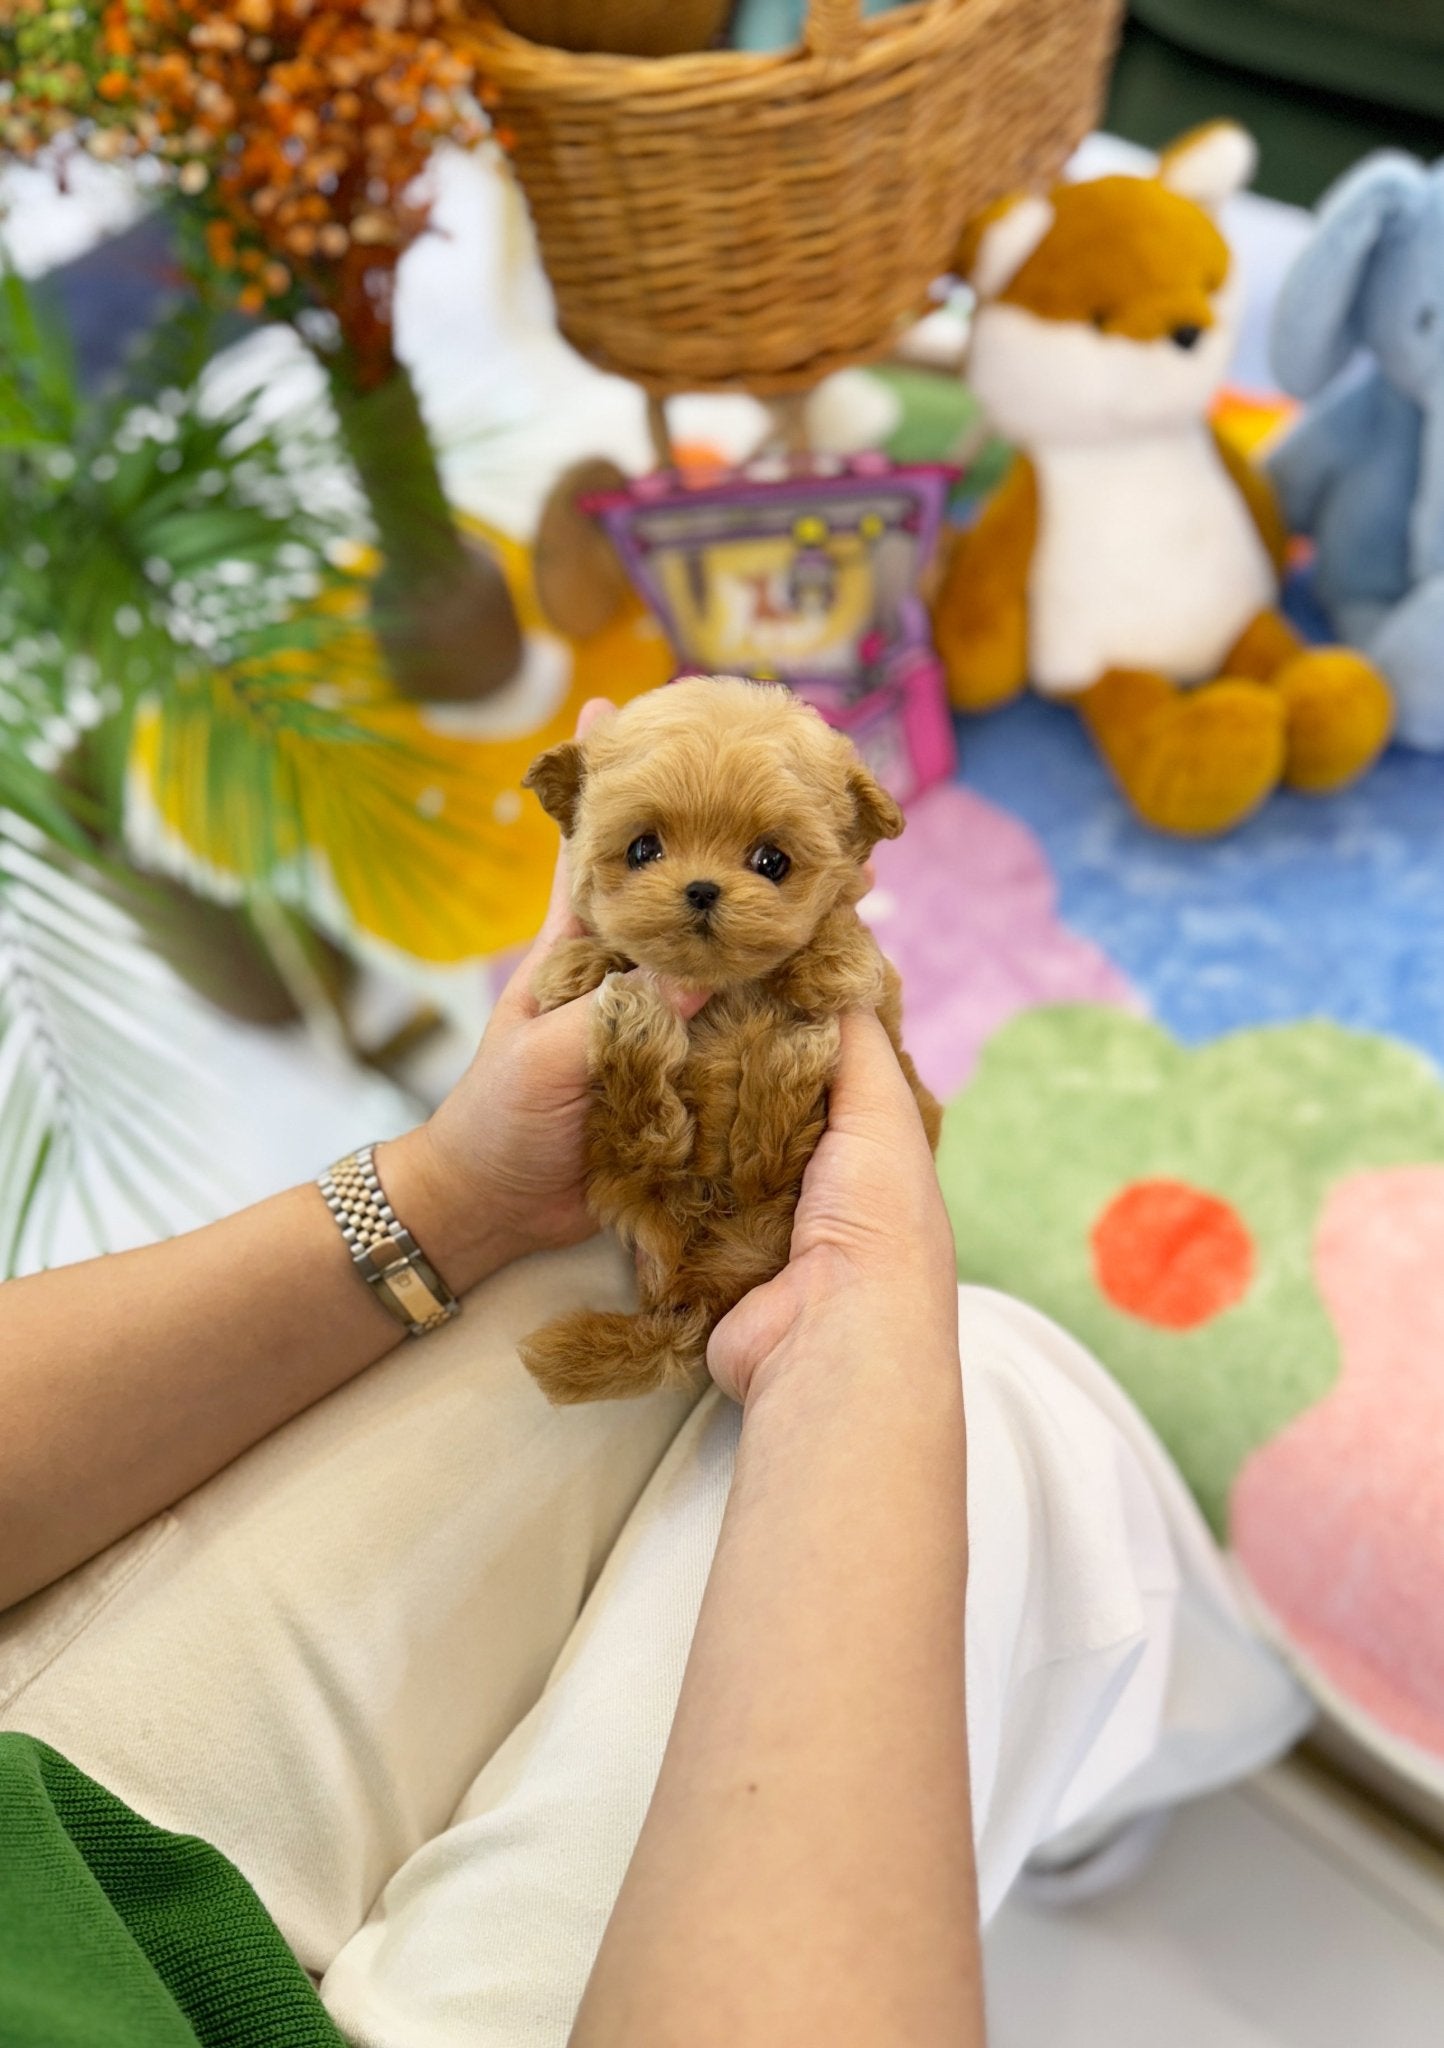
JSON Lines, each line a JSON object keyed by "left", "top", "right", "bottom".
{"left": 571, "top": 1013, "right": 984, "bottom": 2048}
{"left": 0, "top": 1130, "right": 485, "bottom": 1611}
{"left": 0, "top": 700, "right": 700, "bottom": 1612}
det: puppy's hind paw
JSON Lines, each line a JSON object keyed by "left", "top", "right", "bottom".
{"left": 519, "top": 1305, "right": 708, "bottom": 1405}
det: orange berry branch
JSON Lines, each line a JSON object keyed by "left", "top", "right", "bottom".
{"left": 2, "top": 1, "right": 525, "bottom": 701}
{"left": 3, "top": 0, "right": 496, "bottom": 384}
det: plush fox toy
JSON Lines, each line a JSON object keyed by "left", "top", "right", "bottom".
{"left": 933, "top": 124, "right": 1393, "bottom": 836}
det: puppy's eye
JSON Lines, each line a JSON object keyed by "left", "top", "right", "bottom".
{"left": 747, "top": 843, "right": 791, "bottom": 884}
{"left": 626, "top": 833, "right": 664, "bottom": 870}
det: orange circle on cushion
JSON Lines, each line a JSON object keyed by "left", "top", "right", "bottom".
{"left": 1091, "top": 1179, "right": 1254, "bottom": 1331}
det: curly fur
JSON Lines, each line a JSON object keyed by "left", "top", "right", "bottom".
{"left": 518, "top": 676, "right": 942, "bottom": 1404}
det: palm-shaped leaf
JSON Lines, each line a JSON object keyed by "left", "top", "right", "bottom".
{"left": 126, "top": 641, "right": 547, "bottom": 962}
{"left": 0, "top": 814, "right": 228, "bottom": 1275}
{"left": 0, "top": 271, "right": 400, "bottom": 1264}
{"left": 0, "top": 263, "right": 80, "bottom": 448}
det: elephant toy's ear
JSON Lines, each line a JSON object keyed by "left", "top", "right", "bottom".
{"left": 1157, "top": 122, "right": 1257, "bottom": 209}
{"left": 956, "top": 191, "right": 1055, "bottom": 301}
{"left": 1271, "top": 151, "right": 1429, "bottom": 397}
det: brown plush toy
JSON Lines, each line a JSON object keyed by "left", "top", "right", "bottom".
{"left": 933, "top": 122, "right": 1393, "bottom": 836}
{"left": 518, "top": 675, "right": 941, "bottom": 1404}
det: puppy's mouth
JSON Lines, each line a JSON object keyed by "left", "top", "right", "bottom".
{"left": 620, "top": 921, "right": 774, "bottom": 987}
{"left": 671, "top": 918, "right": 727, "bottom": 969}
{"left": 676, "top": 894, "right": 728, "bottom": 953}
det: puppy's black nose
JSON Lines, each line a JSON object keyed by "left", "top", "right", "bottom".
{"left": 685, "top": 879, "right": 721, "bottom": 913}
{"left": 1171, "top": 323, "right": 1204, "bottom": 351}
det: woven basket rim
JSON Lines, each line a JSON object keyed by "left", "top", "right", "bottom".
{"left": 474, "top": 0, "right": 1123, "bottom": 391}
{"left": 470, "top": 0, "right": 1006, "bottom": 100}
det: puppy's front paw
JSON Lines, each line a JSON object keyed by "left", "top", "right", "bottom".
{"left": 533, "top": 938, "right": 620, "bottom": 1012}
{"left": 591, "top": 971, "right": 689, "bottom": 1071}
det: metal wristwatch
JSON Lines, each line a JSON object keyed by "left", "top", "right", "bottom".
{"left": 317, "top": 1143, "right": 460, "bottom": 1337}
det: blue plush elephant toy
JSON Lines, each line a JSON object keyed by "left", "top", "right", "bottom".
{"left": 1269, "top": 152, "right": 1444, "bottom": 750}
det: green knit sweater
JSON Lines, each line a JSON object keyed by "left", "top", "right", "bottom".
{"left": 0, "top": 1735, "right": 344, "bottom": 2048}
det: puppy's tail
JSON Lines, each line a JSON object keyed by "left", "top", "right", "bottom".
{"left": 519, "top": 1305, "right": 710, "bottom": 1406}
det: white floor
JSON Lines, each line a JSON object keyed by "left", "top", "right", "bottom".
{"left": 985, "top": 1759, "right": 1444, "bottom": 2047}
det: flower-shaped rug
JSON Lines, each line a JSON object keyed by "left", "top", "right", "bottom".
{"left": 872, "top": 694, "right": 1444, "bottom": 1800}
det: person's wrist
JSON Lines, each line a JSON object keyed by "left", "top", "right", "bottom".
{"left": 374, "top": 1126, "right": 521, "bottom": 1299}
{"left": 739, "top": 1281, "right": 961, "bottom": 1420}
{"left": 742, "top": 1316, "right": 963, "bottom": 1452}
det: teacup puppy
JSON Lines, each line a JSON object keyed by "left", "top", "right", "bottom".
{"left": 519, "top": 675, "right": 941, "bottom": 1404}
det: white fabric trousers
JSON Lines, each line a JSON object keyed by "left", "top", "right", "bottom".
{"left": 0, "top": 1236, "right": 1309, "bottom": 2046}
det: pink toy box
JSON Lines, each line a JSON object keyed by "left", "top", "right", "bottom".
{"left": 585, "top": 456, "right": 957, "bottom": 806}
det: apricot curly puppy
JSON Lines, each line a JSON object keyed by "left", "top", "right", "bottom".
{"left": 519, "top": 675, "right": 942, "bottom": 1404}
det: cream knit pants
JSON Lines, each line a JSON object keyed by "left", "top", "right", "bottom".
{"left": 0, "top": 1235, "right": 1307, "bottom": 2046}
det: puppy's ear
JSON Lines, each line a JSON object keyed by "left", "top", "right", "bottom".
{"left": 523, "top": 740, "right": 586, "bottom": 835}
{"left": 845, "top": 762, "right": 904, "bottom": 856}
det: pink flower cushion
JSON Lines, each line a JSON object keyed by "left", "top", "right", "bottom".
{"left": 938, "top": 1005, "right": 1444, "bottom": 1787}
{"left": 864, "top": 781, "right": 1139, "bottom": 1098}
{"left": 1232, "top": 1166, "right": 1444, "bottom": 1775}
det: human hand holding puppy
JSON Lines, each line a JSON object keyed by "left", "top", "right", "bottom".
{"left": 385, "top": 698, "right": 709, "bottom": 1290}
{"left": 706, "top": 1006, "right": 959, "bottom": 1411}
{"left": 510, "top": 675, "right": 942, "bottom": 1404}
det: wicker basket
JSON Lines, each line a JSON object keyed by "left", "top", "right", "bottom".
{"left": 489, "top": 0, "right": 733, "bottom": 56}
{"left": 471, "top": 0, "right": 1124, "bottom": 395}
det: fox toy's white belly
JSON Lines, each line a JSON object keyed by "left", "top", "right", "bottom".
{"left": 1027, "top": 428, "right": 1276, "bottom": 694}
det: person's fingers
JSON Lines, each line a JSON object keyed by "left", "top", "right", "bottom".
{"left": 523, "top": 981, "right": 597, "bottom": 1090}
{"left": 793, "top": 1015, "right": 947, "bottom": 1274}
{"left": 533, "top": 696, "right": 613, "bottom": 943}
{"left": 497, "top": 698, "right": 617, "bottom": 1024}
{"left": 533, "top": 854, "right": 581, "bottom": 951}
{"left": 521, "top": 968, "right": 702, "bottom": 1100}
{"left": 496, "top": 890, "right": 579, "bottom": 1025}
{"left": 493, "top": 941, "right": 548, "bottom": 1027}
{"left": 575, "top": 696, "right": 613, "bottom": 735}
{"left": 707, "top": 1270, "right": 799, "bottom": 1407}
{"left": 826, "top": 1010, "right": 924, "bottom": 1137}
{"left": 642, "top": 972, "right": 711, "bottom": 1023}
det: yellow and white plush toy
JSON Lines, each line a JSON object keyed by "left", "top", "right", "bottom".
{"left": 933, "top": 123, "right": 1393, "bottom": 835}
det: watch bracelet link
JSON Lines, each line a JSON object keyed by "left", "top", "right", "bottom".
{"left": 318, "top": 1144, "right": 460, "bottom": 1337}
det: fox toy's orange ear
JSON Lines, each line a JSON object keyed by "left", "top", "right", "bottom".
{"left": 1158, "top": 122, "right": 1257, "bottom": 209}
{"left": 956, "top": 191, "right": 1055, "bottom": 300}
